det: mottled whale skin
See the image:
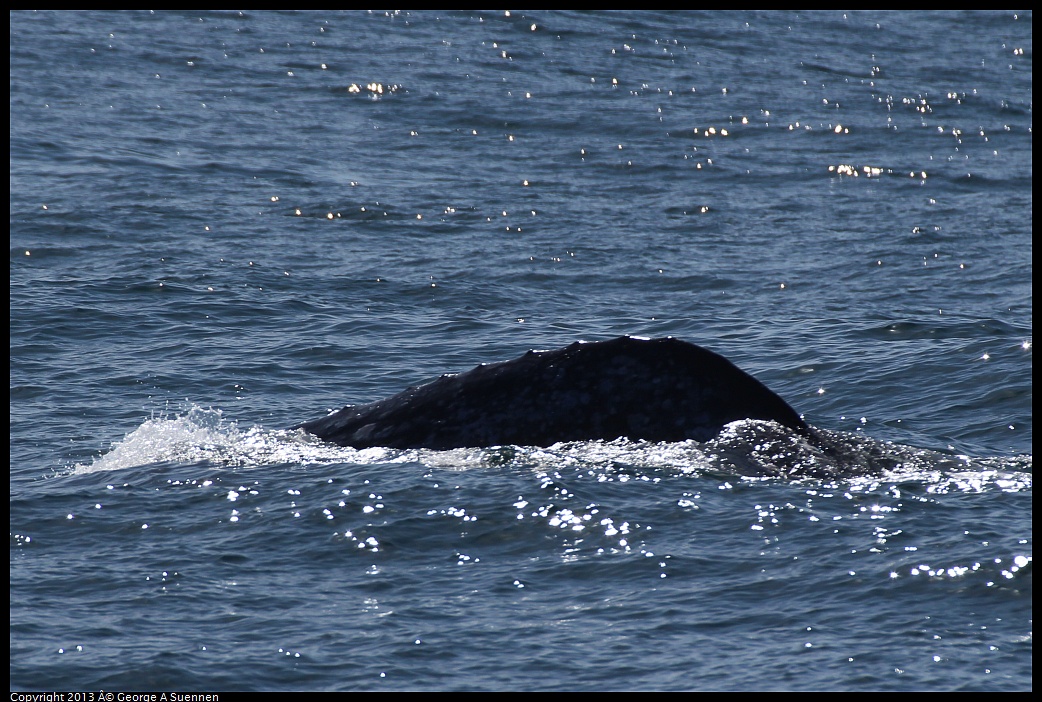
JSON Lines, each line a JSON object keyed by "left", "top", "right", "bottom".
{"left": 294, "top": 336, "right": 812, "bottom": 450}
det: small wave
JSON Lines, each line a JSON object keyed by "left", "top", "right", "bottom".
{"left": 704, "top": 420, "right": 1032, "bottom": 487}
{"left": 75, "top": 410, "right": 1031, "bottom": 493}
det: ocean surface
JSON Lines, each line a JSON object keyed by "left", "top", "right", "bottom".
{"left": 9, "top": 10, "right": 1031, "bottom": 691}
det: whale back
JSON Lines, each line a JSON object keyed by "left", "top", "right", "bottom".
{"left": 296, "top": 336, "right": 810, "bottom": 450}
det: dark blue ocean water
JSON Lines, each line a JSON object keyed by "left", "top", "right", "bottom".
{"left": 10, "top": 10, "right": 1031, "bottom": 691}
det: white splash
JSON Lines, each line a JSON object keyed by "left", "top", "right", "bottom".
{"left": 72, "top": 405, "right": 387, "bottom": 474}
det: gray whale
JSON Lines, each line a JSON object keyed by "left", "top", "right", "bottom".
{"left": 294, "top": 336, "right": 813, "bottom": 450}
